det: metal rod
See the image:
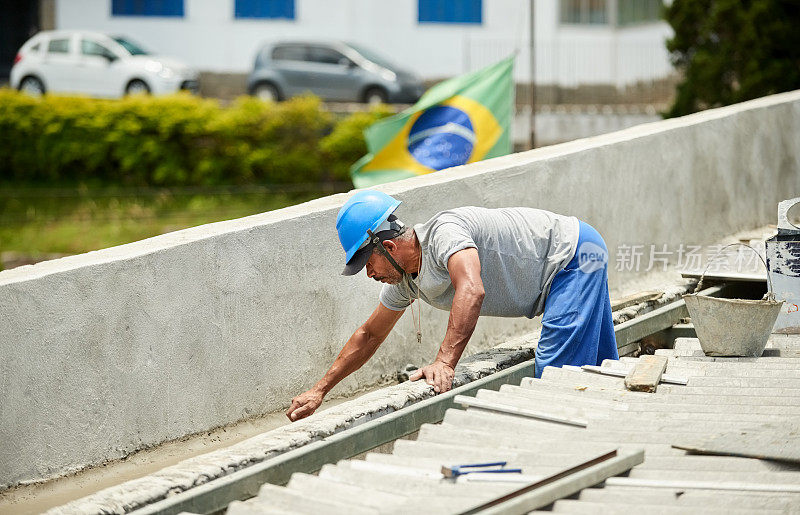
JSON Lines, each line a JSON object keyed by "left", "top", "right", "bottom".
{"left": 528, "top": 0, "right": 536, "bottom": 149}
{"left": 454, "top": 395, "right": 588, "bottom": 427}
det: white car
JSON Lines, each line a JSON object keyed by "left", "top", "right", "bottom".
{"left": 10, "top": 30, "right": 199, "bottom": 98}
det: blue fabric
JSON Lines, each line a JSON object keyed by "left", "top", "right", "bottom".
{"left": 534, "top": 221, "right": 618, "bottom": 378}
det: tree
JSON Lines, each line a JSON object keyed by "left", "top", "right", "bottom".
{"left": 664, "top": 0, "right": 800, "bottom": 118}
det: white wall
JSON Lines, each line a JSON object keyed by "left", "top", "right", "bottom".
{"left": 55, "top": 0, "right": 673, "bottom": 84}
{"left": 2, "top": 90, "right": 799, "bottom": 488}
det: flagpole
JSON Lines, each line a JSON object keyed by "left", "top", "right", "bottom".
{"left": 528, "top": 0, "right": 536, "bottom": 149}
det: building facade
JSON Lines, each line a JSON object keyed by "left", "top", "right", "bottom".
{"left": 54, "top": 0, "right": 673, "bottom": 87}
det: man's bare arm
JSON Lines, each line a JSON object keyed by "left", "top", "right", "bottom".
{"left": 410, "top": 248, "right": 484, "bottom": 393}
{"left": 286, "top": 303, "right": 404, "bottom": 421}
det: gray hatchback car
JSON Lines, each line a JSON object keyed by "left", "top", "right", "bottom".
{"left": 247, "top": 41, "right": 424, "bottom": 104}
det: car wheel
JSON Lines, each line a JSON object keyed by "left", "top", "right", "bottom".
{"left": 19, "top": 76, "right": 45, "bottom": 97}
{"left": 363, "top": 87, "right": 388, "bottom": 105}
{"left": 254, "top": 82, "right": 281, "bottom": 102}
{"left": 125, "top": 79, "right": 151, "bottom": 95}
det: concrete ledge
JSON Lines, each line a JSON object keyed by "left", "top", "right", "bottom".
{"left": 612, "top": 281, "right": 695, "bottom": 325}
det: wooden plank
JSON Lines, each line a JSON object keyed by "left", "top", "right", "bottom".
{"left": 672, "top": 427, "right": 800, "bottom": 464}
{"left": 582, "top": 365, "right": 688, "bottom": 385}
{"left": 680, "top": 270, "right": 766, "bottom": 283}
{"left": 610, "top": 290, "right": 663, "bottom": 311}
{"left": 624, "top": 355, "right": 668, "bottom": 393}
{"left": 453, "top": 395, "right": 588, "bottom": 428}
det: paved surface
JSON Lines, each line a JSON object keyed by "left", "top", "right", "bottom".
{"left": 228, "top": 335, "right": 800, "bottom": 514}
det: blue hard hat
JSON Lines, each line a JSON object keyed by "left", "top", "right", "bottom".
{"left": 336, "top": 190, "right": 402, "bottom": 275}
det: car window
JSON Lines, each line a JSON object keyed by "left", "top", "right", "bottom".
{"left": 307, "top": 46, "right": 346, "bottom": 65}
{"left": 30, "top": 43, "right": 40, "bottom": 52}
{"left": 112, "top": 36, "right": 149, "bottom": 56}
{"left": 346, "top": 43, "right": 399, "bottom": 71}
{"left": 81, "top": 39, "right": 116, "bottom": 59}
{"left": 272, "top": 45, "right": 306, "bottom": 62}
{"left": 47, "top": 38, "right": 71, "bottom": 54}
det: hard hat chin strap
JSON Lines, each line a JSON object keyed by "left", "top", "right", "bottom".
{"left": 367, "top": 229, "right": 409, "bottom": 278}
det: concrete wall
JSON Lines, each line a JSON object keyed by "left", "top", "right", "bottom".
{"left": 54, "top": 0, "right": 672, "bottom": 84}
{"left": 515, "top": 106, "right": 661, "bottom": 147}
{"left": 2, "top": 90, "right": 800, "bottom": 488}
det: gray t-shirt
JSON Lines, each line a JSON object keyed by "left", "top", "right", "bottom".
{"left": 379, "top": 206, "right": 579, "bottom": 318}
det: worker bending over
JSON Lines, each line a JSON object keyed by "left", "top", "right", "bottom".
{"left": 287, "top": 190, "right": 617, "bottom": 421}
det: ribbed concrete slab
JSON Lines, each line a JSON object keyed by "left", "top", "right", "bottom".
{"left": 604, "top": 358, "right": 800, "bottom": 376}
{"left": 228, "top": 338, "right": 800, "bottom": 514}
{"left": 577, "top": 486, "right": 800, "bottom": 509}
{"left": 390, "top": 440, "right": 618, "bottom": 472}
{"left": 419, "top": 424, "right": 683, "bottom": 457}
{"left": 626, "top": 468, "right": 800, "bottom": 483}
{"left": 442, "top": 407, "right": 584, "bottom": 433}
{"left": 226, "top": 500, "right": 293, "bottom": 515}
{"left": 252, "top": 483, "right": 376, "bottom": 515}
{"left": 596, "top": 411, "right": 794, "bottom": 424}
{"left": 285, "top": 473, "right": 408, "bottom": 508}
{"left": 416, "top": 425, "right": 623, "bottom": 454}
{"left": 318, "top": 462, "right": 514, "bottom": 498}
{"left": 545, "top": 365, "right": 800, "bottom": 389}
{"left": 585, "top": 420, "right": 791, "bottom": 434}
{"left": 496, "top": 384, "right": 624, "bottom": 408}
{"left": 544, "top": 499, "right": 782, "bottom": 514}
{"left": 617, "top": 401, "right": 800, "bottom": 413}
{"left": 628, "top": 455, "right": 792, "bottom": 472}
{"left": 473, "top": 388, "right": 611, "bottom": 419}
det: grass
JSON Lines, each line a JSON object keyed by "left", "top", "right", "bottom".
{"left": 0, "top": 184, "right": 348, "bottom": 265}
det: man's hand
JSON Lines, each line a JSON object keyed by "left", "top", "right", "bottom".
{"left": 409, "top": 360, "right": 455, "bottom": 394}
{"left": 286, "top": 387, "right": 324, "bottom": 422}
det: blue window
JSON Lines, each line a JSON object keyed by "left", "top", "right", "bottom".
{"left": 418, "top": 0, "right": 481, "bottom": 24}
{"left": 235, "top": 0, "right": 295, "bottom": 19}
{"left": 111, "top": 0, "right": 184, "bottom": 17}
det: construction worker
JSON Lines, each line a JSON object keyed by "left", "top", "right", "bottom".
{"left": 286, "top": 190, "right": 618, "bottom": 421}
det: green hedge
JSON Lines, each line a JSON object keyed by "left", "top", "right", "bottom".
{"left": 0, "top": 89, "right": 391, "bottom": 186}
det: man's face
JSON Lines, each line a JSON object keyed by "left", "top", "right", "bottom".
{"left": 365, "top": 245, "right": 403, "bottom": 285}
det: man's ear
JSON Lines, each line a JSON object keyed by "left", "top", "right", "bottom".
{"left": 382, "top": 240, "right": 397, "bottom": 253}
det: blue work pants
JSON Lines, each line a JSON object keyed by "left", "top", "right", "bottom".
{"left": 534, "top": 221, "right": 618, "bottom": 378}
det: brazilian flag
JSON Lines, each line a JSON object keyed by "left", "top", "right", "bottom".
{"left": 350, "top": 56, "right": 515, "bottom": 188}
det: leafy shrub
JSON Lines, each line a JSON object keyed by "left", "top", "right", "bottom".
{"left": 0, "top": 90, "right": 352, "bottom": 186}
{"left": 320, "top": 106, "right": 393, "bottom": 182}
{"left": 664, "top": 0, "right": 800, "bottom": 117}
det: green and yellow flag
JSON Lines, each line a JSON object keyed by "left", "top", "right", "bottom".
{"left": 351, "top": 56, "right": 515, "bottom": 188}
